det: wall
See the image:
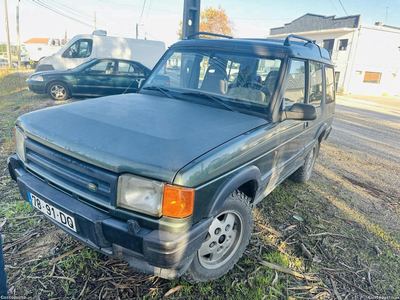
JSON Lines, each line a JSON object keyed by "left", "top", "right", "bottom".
{"left": 347, "top": 25, "right": 400, "bottom": 96}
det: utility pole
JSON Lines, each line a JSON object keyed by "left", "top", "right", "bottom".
{"left": 182, "top": 0, "right": 200, "bottom": 39}
{"left": 136, "top": 23, "right": 139, "bottom": 39}
{"left": 4, "top": 0, "right": 12, "bottom": 68}
{"left": 94, "top": 12, "right": 97, "bottom": 30}
{"left": 16, "top": 0, "right": 21, "bottom": 68}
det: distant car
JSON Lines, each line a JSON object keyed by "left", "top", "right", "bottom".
{"left": 167, "top": 65, "right": 180, "bottom": 71}
{"left": 26, "top": 58, "right": 150, "bottom": 100}
{"left": 0, "top": 58, "right": 17, "bottom": 68}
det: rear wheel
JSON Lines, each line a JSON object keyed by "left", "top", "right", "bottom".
{"left": 290, "top": 142, "right": 320, "bottom": 183}
{"left": 48, "top": 82, "right": 69, "bottom": 101}
{"left": 183, "top": 190, "right": 253, "bottom": 284}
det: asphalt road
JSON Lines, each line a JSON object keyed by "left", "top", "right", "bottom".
{"left": 331, "top": 95, "right": 400, "bottom": 161}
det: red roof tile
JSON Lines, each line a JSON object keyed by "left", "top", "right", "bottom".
{"left": 24, "top": 38, "right": 50, "bottom": 44}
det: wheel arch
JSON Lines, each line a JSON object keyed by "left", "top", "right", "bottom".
{"left": 46, "top": 80, "right": 72, "bottom": 95}
{"left": 206, "top": 165, "right": 261, "bottom": 218}
{"left": 314, "top": 123, "right": 328, "bottom": 143}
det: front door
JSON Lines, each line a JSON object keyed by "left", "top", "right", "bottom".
{"left": 275, "top": 59, "right": 309, "bottom": 184}
{"left": 62, "top": 39, "right": 94, "bottom": 70}
{"left": 74, "top": 60, "right": 116, "bottom": 96}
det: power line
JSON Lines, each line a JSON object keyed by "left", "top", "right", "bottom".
{"left": 328, "top": 0, "right": 342, "bottom": 16}
{"left": 138, "top": 0, "right": 147, "bottom": 24}
{"left": 98, "top": 0, "right": 181, "bottom": 15}
{"left": 30, "top": 0, "right": 94, "bottom": 28}
{"left": 337, "top": 0, "right": 348, "bottom": 16}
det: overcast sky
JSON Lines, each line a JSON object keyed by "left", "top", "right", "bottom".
{"left": 1, "top": 0, "right": 399, "bottom": 47}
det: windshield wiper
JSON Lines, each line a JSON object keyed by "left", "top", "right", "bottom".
{"left": 142, "top": 86, "right": 175, "bottom": 99}
{"left": 182, "top": 92, "right": 236, "bottom": 112}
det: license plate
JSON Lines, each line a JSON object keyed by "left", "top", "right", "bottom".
{"left": 27, "top": 191, "right": 77, "bottom": 232}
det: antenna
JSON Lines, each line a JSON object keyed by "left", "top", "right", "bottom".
{"left": 385, "top": 7, "right": 388, "bottom": 24}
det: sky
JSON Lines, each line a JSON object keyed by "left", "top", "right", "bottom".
{"left": 1, "top": 0, "right": 400, "bottom": 47}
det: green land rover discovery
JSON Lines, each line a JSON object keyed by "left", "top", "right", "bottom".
{"left": 8, "top": 33, "right": 335, "bottom": 283}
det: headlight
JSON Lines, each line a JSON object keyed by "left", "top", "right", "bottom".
{"left": 117, "top": 174, "right": 164, "bottom": 216}
{"left": 14, "top": 126, "right": 26, "bottom": 162}
{"left": 30, "top": 75, "right": 44, "bottom": 82}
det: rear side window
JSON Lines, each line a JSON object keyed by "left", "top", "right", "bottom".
{"left": 325, "top": 67, "right": 335, "bottom": 103}
{"left": 283, "top": 60, "right": 306, "bottom": 110}
{"left": 117, "top": 62, "right": 146, "bottom": 76}
{"left": 309, "top": 61, "right": 323, "bottom": 107}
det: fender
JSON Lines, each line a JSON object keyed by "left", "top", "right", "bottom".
{"left": 207, "top": 165, "right": 262, "bottom": 218}
{"left": 314, "top": 123, "right": 328, "bottom": 142}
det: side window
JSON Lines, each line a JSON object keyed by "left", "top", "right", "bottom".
{"left": 283, "top": 60, "right": 306, "bottom": 110}
{"left": 117, "top": 62, "right": 146, "bottom": 76}
{"left": 86, "top": 61, "right": 115, "bottom": 74}
{"left": 309, "top": 61, "right": 323, "bottom": 107}
{"left": 62, "top": 39, "right": 93, "bottom": 58}
{"left": 325, "top": 67, "right": 335, "bottom": 103}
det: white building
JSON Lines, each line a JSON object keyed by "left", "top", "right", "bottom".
{"left": 269, "top": 14, "right": 400, "bottom": 96}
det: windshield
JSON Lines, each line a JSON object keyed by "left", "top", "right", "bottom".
{"left": 142, "top": 49, "right": 282, "bottom": 114}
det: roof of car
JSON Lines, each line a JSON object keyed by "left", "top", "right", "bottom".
{"left": 170, "top": 37, "right": 333, "bottom": 65}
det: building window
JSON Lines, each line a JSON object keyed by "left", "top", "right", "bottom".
{"left": 339, "top": 39, "right": 348, "bottom": 50}
{"left": 355, "top": 70, "right": 362, "bottom": 75}
{"left": 363, "top": 72, "right": 382, "bottom": 84}
{"left": 392, "top": 73, "right": 397, "bottom": 78}
{"left": 38, "top": 48, "right": 42, "bottom": 51}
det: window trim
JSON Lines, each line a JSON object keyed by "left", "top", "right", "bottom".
{"left": 325, "top": 66, "right": 335, "bottom": 104}
{"left": 308, "top": 60, "right": 324, "bottom": 108}
{"left": 282, "top": 58, "right": 308, "bottom": 111}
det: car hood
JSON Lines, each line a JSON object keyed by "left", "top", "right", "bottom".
{"left": 17, "top": 94, "right": 268, "bottom": 183}
{"left": 31, "top": 69, "right": 75, "bottom": 77}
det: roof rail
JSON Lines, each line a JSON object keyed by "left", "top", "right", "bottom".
{"left": 284, "top": 34, "right": 314, "bottom": 46}
{"left": 184, "top": 32, "right": 233, "bottom": 40}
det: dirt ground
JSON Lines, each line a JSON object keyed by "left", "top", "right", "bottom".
{"left": 1, "top": 70, "right": 400, "bottom": 299}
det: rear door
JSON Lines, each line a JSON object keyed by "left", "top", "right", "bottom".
{"left": 114, "top": 61, "right": 148, "bottom": 94}
{"left": 74, "top": 60, "right": 116, "bottom": 96}
{"left": 306, "top": 64, "right": 335, "bottom": 141}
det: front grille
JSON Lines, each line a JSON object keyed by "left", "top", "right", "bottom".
{"left": 24, "top": 138, "right": 118, "bottom": 209}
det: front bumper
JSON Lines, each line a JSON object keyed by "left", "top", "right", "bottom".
{"left": 26, "top": 80, "right": 46, "bottom": 94}
{"left": 8, "top": 155, "right": 211, "bottom": 279}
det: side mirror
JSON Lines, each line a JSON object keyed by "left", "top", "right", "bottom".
{"left": 284, "top": 103, "right": 317, "bottom": 121}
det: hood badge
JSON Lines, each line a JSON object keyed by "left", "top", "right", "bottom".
{"left": 87, "top": 182, "right": 98, "bottom": 192}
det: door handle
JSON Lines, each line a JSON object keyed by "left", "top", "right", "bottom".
{"left": 303, "top": 122, "right": 309, "bottom": 129}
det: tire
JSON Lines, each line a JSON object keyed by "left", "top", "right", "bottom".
{"left": 290, "top": 142, "right": 320, "bottom": 183}
{"left": 183, "top": 190, "right": 253, "bottom": 284}
{"left": 25, "top": 64, "right": 32, "bottom": 70}
{"left": 47, "top": 82, "right": 69, "bottom": 101}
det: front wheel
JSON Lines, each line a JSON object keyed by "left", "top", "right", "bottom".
{"left": 183, "top": 190, "right": 253, "bottom": 284}
{"left": 48, "top": 82, "right": 69, "bottom": 101}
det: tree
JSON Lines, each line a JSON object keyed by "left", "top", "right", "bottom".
{"left": 178, "top": 5, "right": 235, "bottom": 39}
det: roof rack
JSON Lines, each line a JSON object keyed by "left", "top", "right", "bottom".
{"left": 284, "top": 34, "right": 314, "bottom": 46}
{"left": 185, "top": 32, "right": 233, "bottom": 40}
